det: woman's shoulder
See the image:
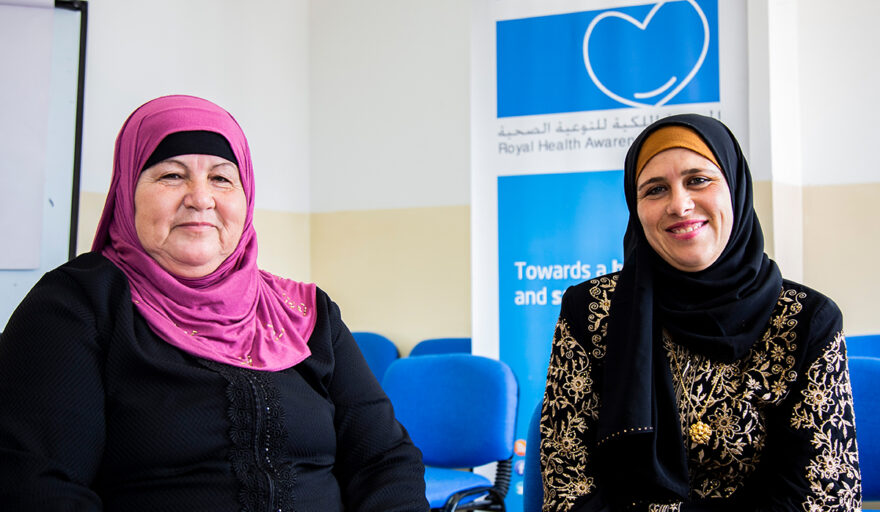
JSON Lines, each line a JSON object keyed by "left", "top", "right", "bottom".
{"left": 561, "top": 271, "right": 621, "bottom": 307}
{"left": 774, "top": 279, "right": 843, "bottom": 361}
{"left": 3, "top": 252, "right": 135, "bottom": 351}
{"left": 51, "top": 251, "right": 126, "bottom": 281}
{"left": 307, "top": 286, "right": 332, "bottom": 318}
{"left": 259, "top": 269, "right": 317, "bottom": 296}
{"left": 28, "top": 251, "right": 129, "bottom": 301}
{"left": 304, "top": 286, "right": 340, "bottom": 335}
{"left": 555, "top": 272, "right": 621, "bottom": 341}
{"left": 778, "top": 278, "right": 842, "bottom": 327}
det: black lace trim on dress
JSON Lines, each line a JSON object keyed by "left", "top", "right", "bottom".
{"left": 200, "top": 360, "right": 294, "bottom": 512}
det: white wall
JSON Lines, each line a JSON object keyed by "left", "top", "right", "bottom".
{"left": 82, "top": 0, "right": 472, "bottom": 215}
{"left": 64, "top": 0, "right": 880, "bottom": 341}
{"left": 795, "top": 0, "right": 880, "bottom": 335}
{"left": 798, "top": 0, "right": 880, "bottom": 186}
{"left": 309, "top": 0, "right": 471, "bottom": 213}
{"left": 81, "top": 0, "right": 311, "bottom": 213}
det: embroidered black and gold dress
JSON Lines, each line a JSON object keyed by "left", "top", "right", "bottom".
{"left": 539, "top": 114, "right": 861, "bottom": 511}
{"left": 541, "top": 274, "right": 860, "bottom": 511}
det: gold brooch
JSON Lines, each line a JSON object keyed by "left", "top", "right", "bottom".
{"left": 668, "top": 339, "right": 726, "bottom": 446}
{"left": 688, "top": 420, "right": 713, "bottom": 444}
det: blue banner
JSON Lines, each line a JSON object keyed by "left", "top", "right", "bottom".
{"left": 497, "top": 170, "right": 628, "bottom": 499}
{"left": 481, "top": 1, "right": 735, "bottom": 507}
{"left": 497, "top": 0, "right": 719, "bottom": 117}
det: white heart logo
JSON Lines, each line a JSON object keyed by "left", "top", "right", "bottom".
{"left": 582, "top": 0, "right": 710, "bottom": 108}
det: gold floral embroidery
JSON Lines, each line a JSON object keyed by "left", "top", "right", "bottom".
{"left": 540, "top": 280, "right": 860, "bottom": 511}
{"left": 666, "top": 338, "right": 767, "bottom": 499}
{"left": 541, "top": 276, "right": 616, "bottom": 512}
{"left": 753, "top": 288, "right": 803, "bottom": 397}
{"left": 586, "top": 276, "right": 616, "bottom": 354}
{"left": 663, "top": 287, "right": 810, "bottom": 500}
{"left": 791, "top": 333, "right": 861, "bottom": 511}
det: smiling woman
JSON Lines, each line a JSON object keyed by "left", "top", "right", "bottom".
{"left": 539, "top": 114, "right": 861, "bottom": 511}
{"left": 634, "top": 128, "right": 734, "bottom": 272}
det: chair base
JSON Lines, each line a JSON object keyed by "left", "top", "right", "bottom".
{"left": 435, "top": 486, "right": 506, "bottom": 512}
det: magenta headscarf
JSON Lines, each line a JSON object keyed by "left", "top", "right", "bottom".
{"left": 92, "top": 95, "right": 316, "bottom": 371}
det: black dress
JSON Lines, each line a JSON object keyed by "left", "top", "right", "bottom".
{"left": 0, "top": 252, "right": 428, "bottom": 511}
{"left": 540, "top": 273, "right": 861, "bottom": 511}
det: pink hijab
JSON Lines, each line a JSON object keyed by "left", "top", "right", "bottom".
{"left": 92, "top": 95, "right": 316, "bottom": 371}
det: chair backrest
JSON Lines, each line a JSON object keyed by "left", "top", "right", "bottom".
{"left": 351, "top": 331, "right": 399, "bottom": 383}
{"left": 383, "top": 353, "right": 517, "bottom": 468}
{"left": 523, "top": 400, "right": 544, "bottom": 512}
{"left": 409, "top": 337, "right": 471, "bottom": 356}
{"left": 846, "top": 334, "right": 880, "bottom": 359}
{"left": 849, "top": 355, "right": 880, "bottom": 500}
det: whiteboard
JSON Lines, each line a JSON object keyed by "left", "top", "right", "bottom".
{"left": 0, "top": 4, "right": 84, "bottom": 328}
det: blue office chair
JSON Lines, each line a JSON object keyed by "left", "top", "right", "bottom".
{"left": 351, "top": 331, "right": 399, "bottom": 383}
{"left": 523, "top": 400, "right": 544, "bottom": 512}
{"left": 383, "top": 354, "right": 518, "bottom": 511}
{"left": 846, "top": 334, "right": 880, "bottom": 359}
{"left": 409, "top": 337, "right": 471, "bottom": 356}
{"left": 849, "top": 356, "right": 880, "bottom": 500}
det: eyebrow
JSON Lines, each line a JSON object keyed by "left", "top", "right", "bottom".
{"left": 152, "top": 158, "right": 237, "bottom": 172}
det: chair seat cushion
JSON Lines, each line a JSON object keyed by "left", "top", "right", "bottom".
{"left": 424, "top": 466, "right": 492, "bottom": 508}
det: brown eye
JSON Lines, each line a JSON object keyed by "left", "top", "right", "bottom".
{"left": 643, "top": 185, "right": 666, "bottom": 197}
{"left": 211, "top": 174, "right": 236, "bottom": 186}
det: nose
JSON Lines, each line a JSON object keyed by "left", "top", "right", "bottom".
{"left": 666, "top": 187, "right": 694, "bottom": 217}
{"left": 183, "top": 179, "right": 214, "bottom": 210}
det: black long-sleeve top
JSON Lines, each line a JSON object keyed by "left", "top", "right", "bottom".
{"left": 541, "top": 273, "right": 861, "bottom": 511}
{"left": 0, "top": 252, "right": 429, "bottom": 511}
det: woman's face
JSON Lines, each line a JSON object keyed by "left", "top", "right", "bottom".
{"left": 636, "top": 148, "right": 733, "bottom": 272}
{"left": 134, "top": 154, "right": 247, "bottom": 278}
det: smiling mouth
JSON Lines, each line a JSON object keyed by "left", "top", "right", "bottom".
{"left": 668, "top": 221, "right": 706, "bottom": 234}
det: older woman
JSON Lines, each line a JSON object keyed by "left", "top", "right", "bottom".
{"left": 540, "top": 114, "right": 860, "bottom": 511}
{"left": 0, "top": 95, "right": 428, "bottom": 511}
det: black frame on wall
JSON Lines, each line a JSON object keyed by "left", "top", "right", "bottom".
{"left": 55, "top": 0, "right": 87, "bottom": 259}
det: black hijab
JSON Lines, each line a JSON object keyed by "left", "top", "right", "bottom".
{"left": 593, "top": 114, "right": 782, "bottom": 505}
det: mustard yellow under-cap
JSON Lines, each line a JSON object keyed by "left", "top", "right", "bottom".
{"left": 635, "top": 125, "right": 721, "bottom": 182}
